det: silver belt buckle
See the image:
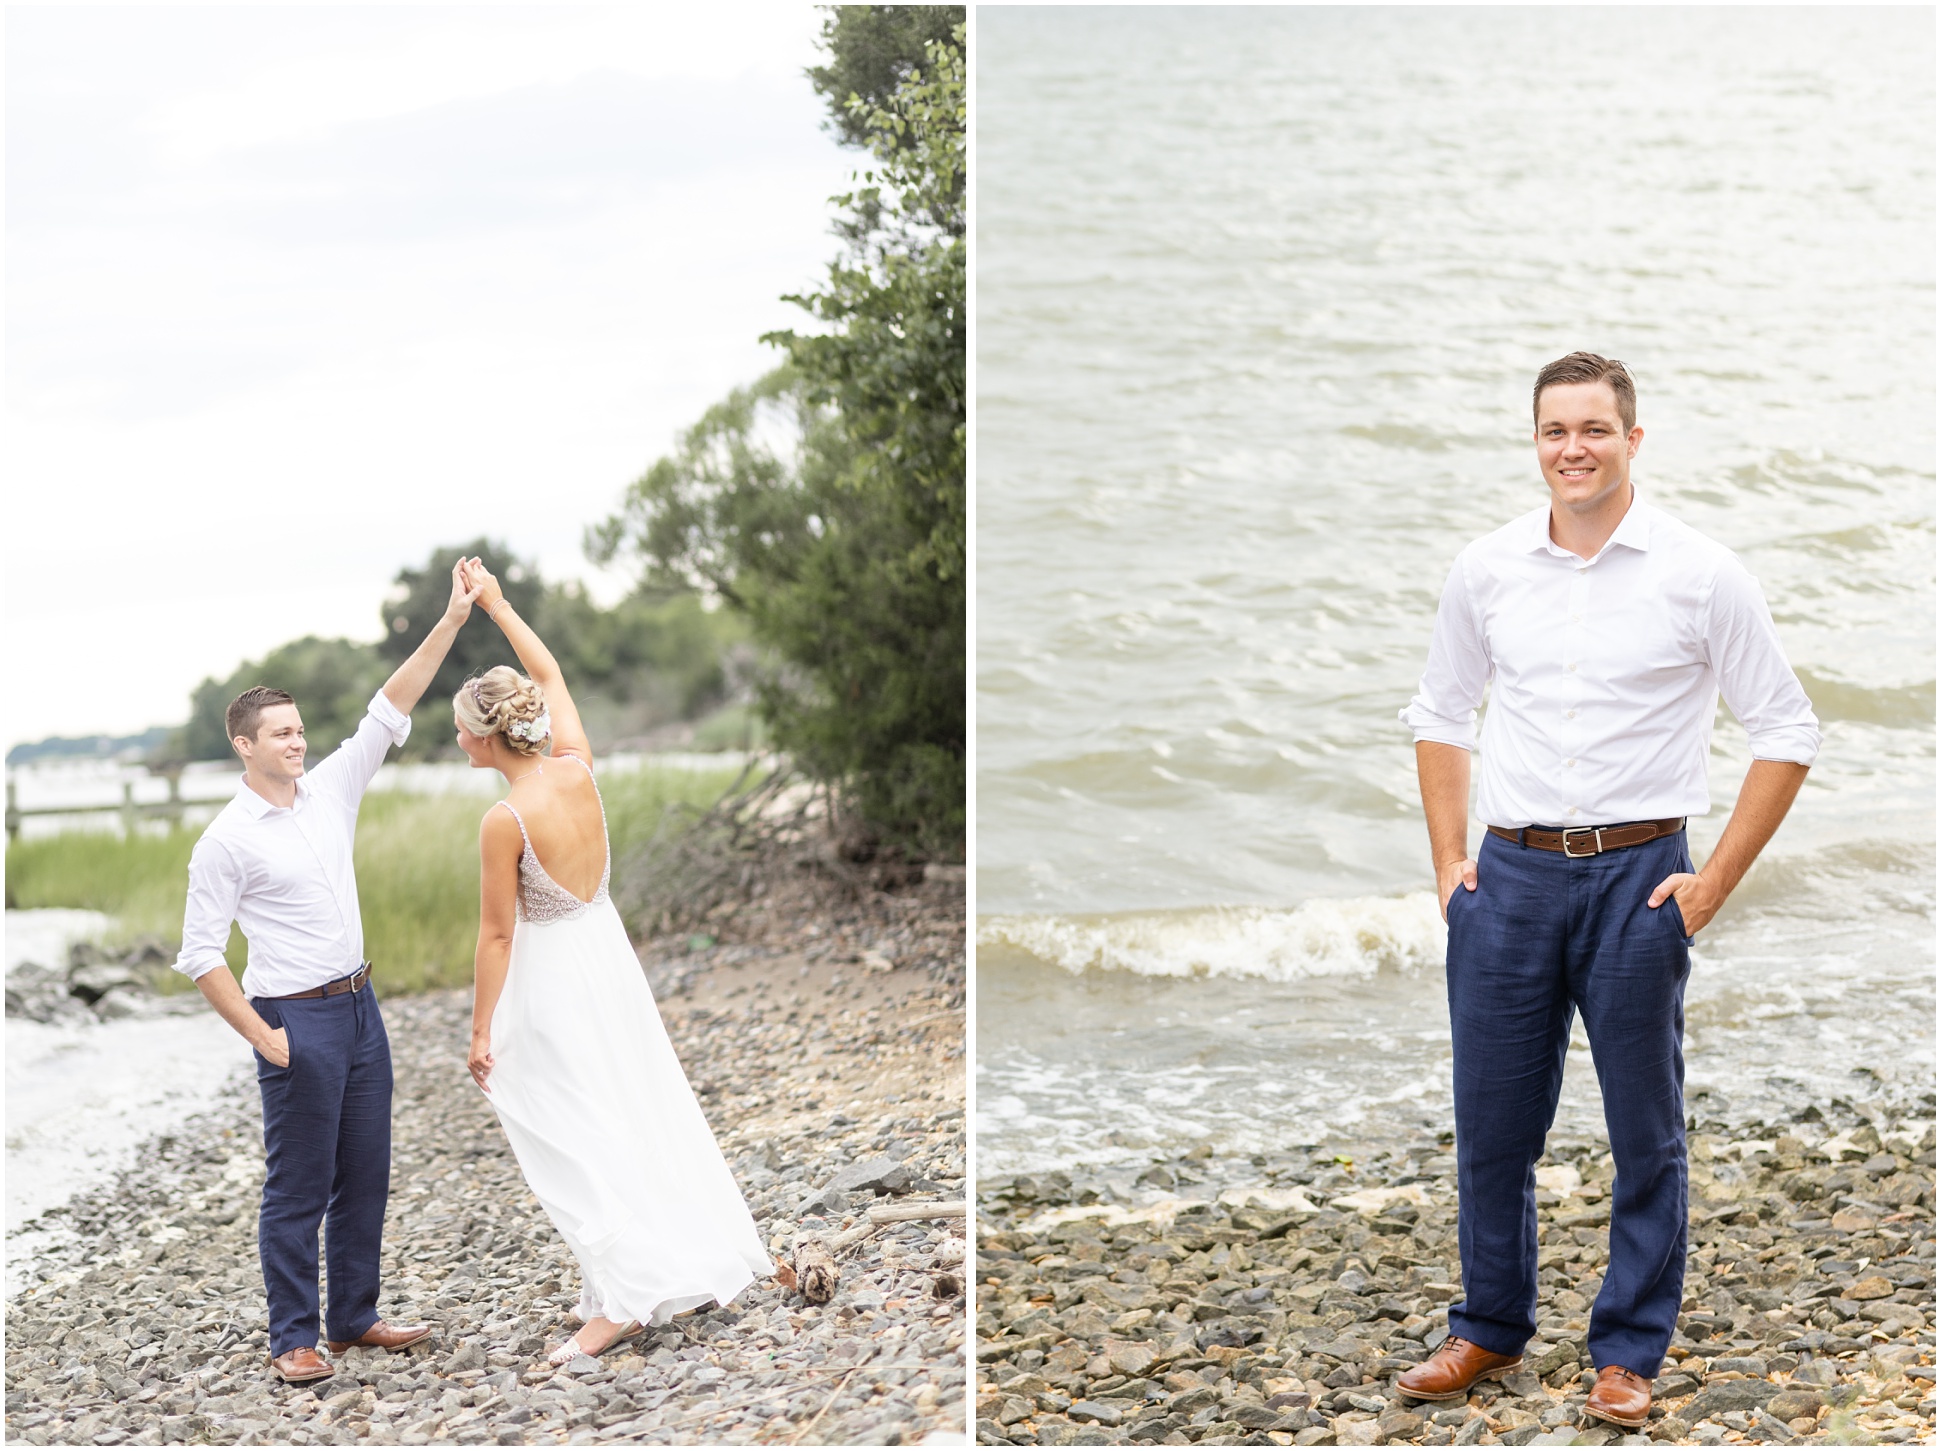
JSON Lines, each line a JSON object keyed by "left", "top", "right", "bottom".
{"left": 350, "top": 963, "right": 367, "bottom": 992}
{"left": 1562, "top": 826, "right": 1602, "bottom": 857}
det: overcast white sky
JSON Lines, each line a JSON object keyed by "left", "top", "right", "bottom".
{"left": 5, "top": 5, "right": 858, "bottom": 750}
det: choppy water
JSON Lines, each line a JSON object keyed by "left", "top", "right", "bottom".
{"left": 975, "top": 7, "right": 1935, "bottom": 1176}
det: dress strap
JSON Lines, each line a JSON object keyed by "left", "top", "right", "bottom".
{"left": 492, "top": 797, "right": 532, "bottom": 848}
{"left": 556, "top": 754, "right": 609, "bottom": 827}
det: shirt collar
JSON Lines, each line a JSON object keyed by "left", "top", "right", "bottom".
{"left": 235, "top": 773, "right": 308, "bottom": 817}
{"left": 1525, "top": 485, "right": 1651, "bottom": 562}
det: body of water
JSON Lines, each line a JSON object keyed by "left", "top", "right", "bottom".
{"left": 5, "top": 910, "right": 249, "bottom": 1296}
{"left": 976, "top": 8, "right": 1934, "bottom": 1176}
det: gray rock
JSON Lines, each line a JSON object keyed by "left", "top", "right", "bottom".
{"left": 93, "top": 986, "right": 149, "bottom": 1021}
{"left": 1066, "top": 1400, "right": 1123, "bottom": 1427}
{"left": 1764, "top": 1387, "right": 1822, "bottom": 1421}
{"left": 799, "top": 1184, "right": 851, "bottom": 1217}
{"left": 5, "top": 964, "right": 94, "bottom": 1024}
{"left": 1681, "top": 1378, "right": 1782, "bottom": 1423}
{"left": 1709, "top": 1356, "right": 1768, "bottom": 1376}
{"left": 1746, "top": 1407, "right": 1802, "bottom": 1443}
{"left": 828, "top": 1156, "right": 915, "bottom": 1196}
{"left": 68, "top": 962, "right": 141, "bottom": 1003}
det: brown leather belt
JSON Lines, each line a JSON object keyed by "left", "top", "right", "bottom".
{"left": 263, "top": 964, "right": 371, "bottom": 1001}
{"left": 1487, "top": 819, "right": 1685, "bottom": 858}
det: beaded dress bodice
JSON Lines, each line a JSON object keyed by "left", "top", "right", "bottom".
{"left": 494, "top": 755, "right": 611, "bottom": 924}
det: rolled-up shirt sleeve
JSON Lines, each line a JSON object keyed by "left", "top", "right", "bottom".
{"left": 1706, "top": 557, "right": 1822, "bottom": 765}
{"left": 308, "top": 689, "right": 414, "bottom": 806}
{"left": 174, "top": 836, "right": 241, "bottom": 982}
{"left": 1400, "top": 552, "right": 1490, "bottom": 749}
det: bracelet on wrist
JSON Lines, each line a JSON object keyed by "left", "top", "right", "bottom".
{"left": 486, "top": 598, "right": 509, "bottom": 619}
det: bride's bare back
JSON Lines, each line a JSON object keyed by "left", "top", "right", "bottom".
{"left": 503, "top": 752, "right": 608, "bottom": 904}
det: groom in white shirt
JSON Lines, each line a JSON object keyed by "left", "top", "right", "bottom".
{"left": 1397, "top": 355, "right": 1818, "bottom": 1428}
{"left": 174, "top": 561, "right": 480, "bottom": 1382}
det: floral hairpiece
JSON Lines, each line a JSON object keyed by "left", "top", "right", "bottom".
{"left": 506, "top": 710, "right": 551, "bottom": 745}
{"left": 469, "top": 680, "right": 486, "bottom": 713}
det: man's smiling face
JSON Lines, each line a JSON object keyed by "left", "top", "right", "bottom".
{"left": 1534, "top": 379, "right": 1642, "bottom": 515}
{"left": 238, "top": 704, "right": 307, "bottom": 782}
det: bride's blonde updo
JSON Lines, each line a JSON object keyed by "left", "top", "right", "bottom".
{"left": 454, "top": 666, "right": 551, "bottom": 756}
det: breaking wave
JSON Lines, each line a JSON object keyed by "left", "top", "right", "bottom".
{"left": 978, "top": 892, "right": 1448, "bottom": 981}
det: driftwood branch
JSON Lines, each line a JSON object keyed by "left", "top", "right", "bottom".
{"left": 868, "top": 1199, "right": 966, "bottom": 1226}
{"left": 830, "top": 1200, "right": 968, "bottom": 1253}
{"left": 785, "top": 1201, "right": 966, "bottom": 1305}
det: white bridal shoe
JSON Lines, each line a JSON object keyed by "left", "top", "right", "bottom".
{"left": 546, "top": 1319, "right": 644, "bottom": 1366}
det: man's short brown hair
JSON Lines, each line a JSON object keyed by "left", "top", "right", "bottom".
{"left": 1533, "top": 352, "right": 1636, "bottom": 433}
{"left": 226, "top": 686, "right": 296, "bottom": 750}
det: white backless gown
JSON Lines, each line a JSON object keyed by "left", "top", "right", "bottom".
{"left": 485, "top": 754, "right": 770, "bottom": 1325}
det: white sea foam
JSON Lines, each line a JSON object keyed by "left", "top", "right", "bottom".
{"left": 978, "top": 892, "right": 1448, "bottom": 981}
{"left": 5, "top": 910, "right": 251, "bottom": 1296}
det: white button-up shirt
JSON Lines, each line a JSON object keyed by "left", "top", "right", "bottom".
{"left": 1400, "top": 491, "right": 1821, "bottom": 829}
{"left": 173, "top": 691, "right": 411, "bottom": 997}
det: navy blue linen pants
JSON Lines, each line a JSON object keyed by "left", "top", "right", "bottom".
{"left": 250, "top": 978, "right": 393, "bottom": 1357}
{"left": 1443, "top": 829, "right": 1694, "bottom": 1379}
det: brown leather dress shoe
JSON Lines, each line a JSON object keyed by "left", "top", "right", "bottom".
{"left": 1394, "top": 1335, "right": 1525, "bottom": 1402}
{"left": 325, "top": 1319, "right": 434, "bottom": 1354}
{"left": 268, "top": 1346, "right": 334, "bottom": 1382}
{"left": 1583, "top": 1364, "right": 1652, "bottom": 1428}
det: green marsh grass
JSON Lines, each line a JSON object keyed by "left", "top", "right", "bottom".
{"left": 5, "top": 761, "right": 741, "bottom": 996}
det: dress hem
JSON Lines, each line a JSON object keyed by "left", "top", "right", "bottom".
{"left": 575, "top": 1262, "right": 769, "bottom": 1327}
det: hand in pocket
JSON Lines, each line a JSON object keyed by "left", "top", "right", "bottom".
{"left": 1648, "top": 871, "right": 1718, "bottom": 936}
{"left": 1438, "top": 857, "right": 1478, "bottom": 920}
{"left": 259, "top": 1025, "right": 291, "bottom": 1068}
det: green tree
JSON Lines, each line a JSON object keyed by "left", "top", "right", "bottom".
{"left": 806, "top": 6, "right": 966, "bottom": 151}
{"left": 169, "top": 637, "right": 387, "bottom": 763}
{"left": 381, "top": 540, "right": 749, "bottom": 755}
{"left": 778, "top": 21, "right": 965, "bottom": 580}
{"left": 539, "top": 582, "right": 747, "bottom": 724}
{"left": 159, "top": 542, "right": 745, "bottom": 764}
{"left": 592, "top": 22, "right": 965, "bottom": 854}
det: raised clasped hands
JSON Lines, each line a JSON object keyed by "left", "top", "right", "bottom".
{"left": 444, "top": 556, "right": 485, "bottom": 626}
{"left": 460, "top": 558, "right": 504, "bottom": 616}
{"left": 1647, "top": 870, "right": 1720, "bottom": 936}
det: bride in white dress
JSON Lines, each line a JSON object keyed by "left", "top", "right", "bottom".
{"left": 452, "top": 559, "right": 770, "bottom": 1363}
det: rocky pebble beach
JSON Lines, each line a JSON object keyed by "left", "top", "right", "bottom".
{"left": 5, "top": 879, "right": 968, "bottom": 1445}
{"left": 975, "top": 1101, "right": 1934, "bottom": 1447}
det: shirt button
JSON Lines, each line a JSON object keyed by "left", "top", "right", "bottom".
{"left": 1570, "top": 613, "right": 1581, "bottom": 623}
{"left": 1565, "top": 710, "right": 1577, "bottom": 719}
{"left": 1565, "top": 758, "right": 1577, "bottom": 767}
{"left": 1566, "top": 663, "right": 1577, "bottom": 672}
{"left": 1566, "top": 806, "right": 1579, "bottom": 816}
